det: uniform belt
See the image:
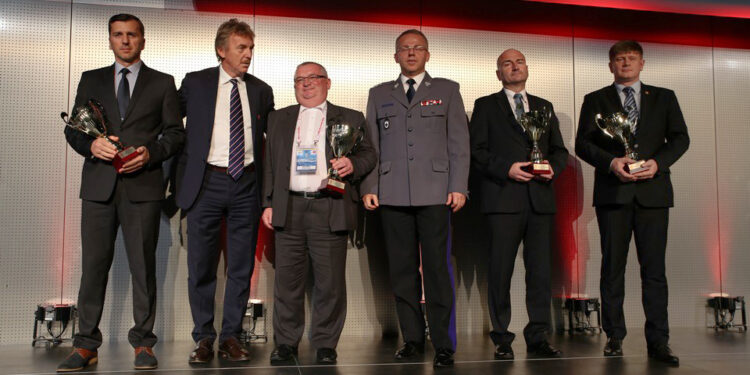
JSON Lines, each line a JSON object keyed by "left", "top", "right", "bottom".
{"left": 289, "top": 190, "right": 327, "bottom": 199}
{"left": 206, "top": 163, "right": 255, "bottom": 174}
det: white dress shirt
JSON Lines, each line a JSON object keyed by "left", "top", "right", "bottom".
{"left": 289, "top": 102, "right": 328, "bottom": 192}
{"left": 114, "top": 60, "right": 142, "bottom": 99}
{"left": 207, "top": 65, "right": 254, "bottom": 167}
{"left": 400, "top": 71, "right": 426, "bottom": 93}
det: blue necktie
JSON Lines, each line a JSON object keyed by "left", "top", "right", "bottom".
{"left": 513, "top": 93, "right": 525, "bottom": 120}
{"left": 623, "top": 86, "right": 639, "bottom": 134}
{"left": 117, "top": 68, "right": 130, "bottom": 120}
{"left": 227, "top": 79, "right": 245, "bottom": 181}
{"left": 406, "top": 78, "right": 416, "bottom": 103}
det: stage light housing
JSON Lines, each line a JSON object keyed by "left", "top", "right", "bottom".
{"left": 706, "top": 293, "right": 747, "bottom": 332}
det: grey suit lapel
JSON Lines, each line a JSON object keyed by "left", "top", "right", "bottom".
{"left": 324, "top": 102, "right": 344, "bottom": 163}
{"left": 121, "top": 63, "right": 149, "bottom": 127}
{"left": 409, "top": 72, "right": 432, "bottom": 109}
{"left": 389, "top": 77, "right": 410, "bottom": 108}
{"left": 243, "top": 73, "right": 259, "bottom": 147}
{"left": 99, "top": 65, "right": 121, "bottom": 129}
{"left": 280, "top": 105, "right": 299, "bottom": 173}
{"left": 636, "top": 83, "right": 653, "bottom": 140}
{"left": 605, "top": 84, "right": 625, "bottom": 112}
{"left": 495, "top": 92, "right": 529, "bottom": 148}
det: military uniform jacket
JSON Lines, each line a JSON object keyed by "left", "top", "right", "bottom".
{"left": 361, "top": 72, "right": 470, "bottom": 206}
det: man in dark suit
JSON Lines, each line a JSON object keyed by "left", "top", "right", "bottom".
{"left": 361, "top": 29, "right": 470, "bottom": 368}
{"left": 176, "top": 19, "right": 274, "bottom": 363}
{"left": 575, "top": 40, "right": 689, "bottom": 366}
{"left": 261, "top": 62, "right": 376, "bottom": 365}
{"left": 58, "top": 14, "right": 184, "bottom": 372}
{"left": 470, "top": 49, "right": 568, "bottom": 360}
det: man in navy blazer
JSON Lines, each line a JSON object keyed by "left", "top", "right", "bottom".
{"left": 176, "top": 19, "right": 274, "bottom": 363}
{"left": 59, "top": 14, "right": 184, "bottom": 372}
{"left": 576, "top": 40, "right": 689, "bottom": 365}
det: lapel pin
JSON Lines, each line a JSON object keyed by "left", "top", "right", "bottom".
{"left": 383, "top": 119, "right": 390, "bottom": 129}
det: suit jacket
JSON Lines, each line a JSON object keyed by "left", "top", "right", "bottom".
{"left": 65, "top": 63, "right": 184, "bottom": 202}
{"left": 469, "top": 91, "right": 568, "bottom": 214}
{"left": 575, "top": 83, "right": 690, "bottom": 207}
{"left": 176, "top": 66, "right": 274, "bottom": 211}
{"left": 360, "top": 72, "right": 470, "bottom": 206}
{"left": 262, "top": 102, "right": 377, "bottom": 232}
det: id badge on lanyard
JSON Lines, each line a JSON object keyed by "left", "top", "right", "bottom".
{"left": 295, "top": 145, "right": 318, "bottom": 173}
{"left": 294, "top": 110, "right": 325, "bottom": 174}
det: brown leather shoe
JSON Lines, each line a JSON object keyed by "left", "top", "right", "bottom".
{"left": 218, "top": 337, "right": 250, "bottom": 362}
{"left": 57, "top": 347, "right": 98, "bottom": 372}
{"left": 189, "top": 338, "right": 214, "bottom": 364}
{"left": 134, "top": 346, "right": 158, "bottom": 370}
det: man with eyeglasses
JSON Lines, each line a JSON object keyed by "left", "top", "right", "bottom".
{"left": 261, "top": 62, "right": 376, "bottom": 365}
{"left": 361, "top": 29, "right": 470, "bottom": 368}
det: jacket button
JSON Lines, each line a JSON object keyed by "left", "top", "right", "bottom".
{"left": 408, "top": 156, "right": 414, "bottom": 160}
{"left": 634, "top": 144, "right": 639, "bottom": 149}
{"left": 408, "top": 128, "right": 413, "bottom": 132}
{"left": 408, "top": 142, "right": 414, "bottom": 146}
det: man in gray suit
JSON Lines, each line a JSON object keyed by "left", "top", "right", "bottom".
{"left": 59, "top": 14, "right": 184, "bottom": 372}
{"left": 361, "top": 29, "right": 470, "bottom": 368}
{"left": 261, "top": 62, "right": 376, "bottom": 365}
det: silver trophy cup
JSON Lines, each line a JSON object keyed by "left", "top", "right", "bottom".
{"left": 594, "top": 112, "right": 645, "bottom": 173}
{"left": 325, "top": 120, "right": 364, "bottom": 195}
{"left": 517, "top": 108, "right": 553, "bottom": 174}
{"left": 61, "top": 99, "right": 137, "bottom": 170}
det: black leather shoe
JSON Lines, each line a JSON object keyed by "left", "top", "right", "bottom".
{"left": 316, "top": 348, "right": 338, "bottom": 364}
{"left": 57, "top": 347, "right": 98, "bottom": 372}
{"left": 189, "top": 338, "right": 214, "bottom": 364}
{"left": 134, "top": 346, "right": 158, "bottom": 370}
{"left": 603, "top": 337, "right": 623, "bottom": 357}
{"left": 218, "top": 337, "right": 250, "bottom": 362}
{"left": 395, "top": 341, "right": 424, "bottom": 360}
{"left": 527, "top": 341, "right": 562, "bottom": 358}
{"left": 433, "top": 347, "right": 454, "bottom": 368}
{"left": 270, "top": 344, "right": 298, "bottom": 365}
{"left": 648, "top": 343, "right": 679, "bottom": 366}
{"left": 494, "top": 343, "right": 514, "bottom": 360}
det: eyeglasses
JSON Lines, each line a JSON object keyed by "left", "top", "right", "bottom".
{"left": 294, "top": 75, "right": 328, "bottom": 84}
{"left": 397, "top": 45, "right": 428, "bottom": 54}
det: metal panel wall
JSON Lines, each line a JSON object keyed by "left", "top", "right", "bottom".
{"left": 0, "top": 0, "right": 749, "bottom": 345}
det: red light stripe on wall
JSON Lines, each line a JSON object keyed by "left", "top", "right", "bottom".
{"left": 193, "top": 0, "right": 750, "bottom": 49}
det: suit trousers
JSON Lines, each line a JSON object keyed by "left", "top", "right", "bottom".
{"left": 596, "top": 201, "right": 670, "bottom": 345}
{"left": 486, "top": 195, "right": 553, "bottom": 346}
{"left": 380, "top": 205, "right": 454, "bottom": 351}
{"left": 272, "top": 195, "right": 348, "bottom": 349}
{"left": 186, "top": 168, "right": 258, "bottom": 343}
{"left": 75, "top": 178, "right": 160, "bottom": 350}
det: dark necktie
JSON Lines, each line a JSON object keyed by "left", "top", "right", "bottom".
{"left": 117, "top": 68, "right": 130, "bottom": 120}
{"left": 513, "top": 93, "right": 525, "bottom": 120}
{"left": 406, "top": 78, "right": 416, "bottom": 103}
{"left": 623, "top": 86, "right": 639, "bottom": 134}
{"left": 227, "top": 79, "right": 245, "bottom": 181}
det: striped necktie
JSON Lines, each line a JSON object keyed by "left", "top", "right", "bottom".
{"left": 623, "top": 86, "right": 639, "bottom": 134}
{"left": 513, "top": 93, "right": 525, "bottom": 120}
{"left": 227, "top": 78, "right": 245, "bottom": 181}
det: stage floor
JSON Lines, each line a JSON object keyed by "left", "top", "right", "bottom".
{"left": 4, "top": 328, "right": 747, "bottom": 374}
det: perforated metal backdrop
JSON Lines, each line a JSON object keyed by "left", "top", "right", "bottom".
{"left": 0, "top": 0, "right": 749, "bottom": 345}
